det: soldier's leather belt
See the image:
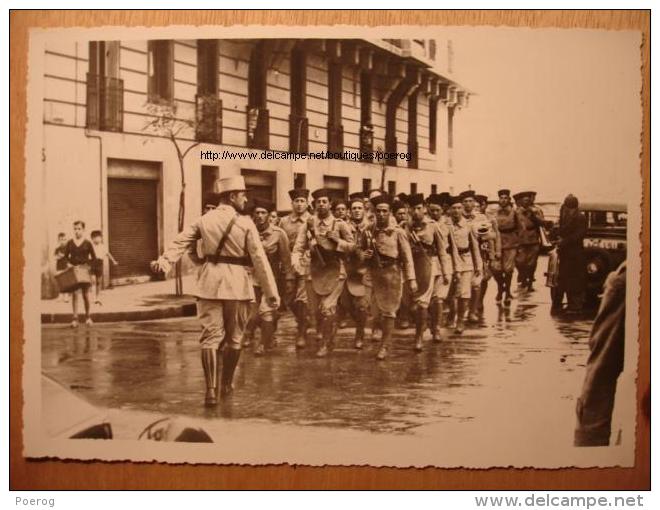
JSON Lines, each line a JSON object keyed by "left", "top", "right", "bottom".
{"left": 207, "top": 254, "right": 253, "bottom": 266}
{"left": 499, "top": 226, "right": 517, "bottom": 233}
{"left": 373, "top": 254, "right": 398, "bottom": 267}
{"left": 457, "top": 247, "right": 471, "bottom": 255}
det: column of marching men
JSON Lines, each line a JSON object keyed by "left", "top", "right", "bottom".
{"left": 153, "top": 176, "right": 546, "bottom": 406}
{"left": 243, "top": 186, "right": 545, "bottom": 360}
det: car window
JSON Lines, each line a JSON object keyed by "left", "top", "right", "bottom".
{"left": 588, "top": 211, "right": 627, "bottom": 228}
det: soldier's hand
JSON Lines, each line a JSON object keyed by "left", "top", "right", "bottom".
{"left": 442, "top": 275, "right": 450, "bottom": 286}
{"left": 150, "top": 257, "right": 171, "bottom": 274}
{"left": 326, "top": 230, "right": 340, "bottom": 242}
{"left": 266, "top": 296, "right": 279, "bottom": 309}
{"left": 362, "top": 249, "right": 374, "bottom": 260}
{"left": 409, "top": 280, "right": 418, "bottom": 294}
{"left": 475, "top": 269, "right": 482, "bottom": 278}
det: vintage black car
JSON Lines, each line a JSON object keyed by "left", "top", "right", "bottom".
{"left": 580, "top": 202, "right": 627, "bottom": 303}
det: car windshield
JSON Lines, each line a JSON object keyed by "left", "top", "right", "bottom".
{"left": 587, "top": 210, "right": 627, "bottom": 228}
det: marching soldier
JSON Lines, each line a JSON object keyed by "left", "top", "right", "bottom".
{"left": 528, "top": 191, "right": 546, "bottom": 286}
{"left": 344, "top": 193, "right": 372, "bottom": 349}
{"left": 151, "top": 176, "right": 279, "bottom": 406}
{"left": 446, "top": 196, "right": 483, "bottom": 334}
{"left": 393, "top": 198, "right": 412, "bottom": 329}
{"left": 358, "top": 194, "right": 417, "bottom": 360}
{"left": 244, "top": 197, "right": 292, "bottom": 356}
{"left": 292, "top": 188, "right": 355, "bottom": 357}
{"left": 333, "top": 198, "right": 349, "bottom": 221}
{"left": 425, "top": 193, "right": 454, "bottom": 341}
{"left": 494, "top": 189, "right": 520, "bottom": 306}
{"left": 279, "top": 188, "right": 312, "bottom": 349}
{"left": 460, "top": 190, "right": 497, "bottom": 323}
{"left": 405, "top": 193, "right": 452, "bottom": 350}
{"left": 514, "top": 191, "right": 544, "bottom": 290}
{"left": 474, "top": 194, "right": 502, "bottom": 317}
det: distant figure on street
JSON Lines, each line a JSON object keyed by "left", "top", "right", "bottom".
{"left": 90, "top": 230, "right": 118, "bottom": 306}
{"left": 574, "top": 262, "right": 626, "bottom": 446}
{"left": 64, "top": 220, "right": 97, "bottom": 327}
{"left": 54, "top": 232, "right": 69, "bottom": 302}
{"left": 553, "top": 194, "right": 587, "bottom": 313}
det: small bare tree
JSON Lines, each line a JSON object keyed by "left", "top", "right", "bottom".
{"left": 143, "top": 102, "right": 200, "bottom": 296}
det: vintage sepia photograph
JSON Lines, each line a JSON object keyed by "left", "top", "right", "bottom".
{"left": 21, "top": 23, "right": 642, "bottom": 468}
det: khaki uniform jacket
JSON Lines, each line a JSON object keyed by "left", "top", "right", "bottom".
{"left": 254, "top": 224, "right": 293, "bottom": 287}
{"left": 162, "top": 204, "right": 278, "bottom": 302}
{"left": 405, "top": 217, "right": 452, "bottom": 278}
{"left": 280, "top": 211, "right": 311, "bottom": 277}
{"left": 496, "top": 206, "right": 521, "bottom": 250}
{"left": 362, "top": 224, "right": 416, "bottom": 282}
{"left": 516, "top": 206, "right": 544, "bottom": 246}
{"left": 447, "top": 217, "right": 483, "bottom": 272}
{"left": 291, "top": 214, "right": 356, "bottom": 280}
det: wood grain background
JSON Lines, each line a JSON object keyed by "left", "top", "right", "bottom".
{"left": 10, "top": 10, "right": 650, "bottom": 490}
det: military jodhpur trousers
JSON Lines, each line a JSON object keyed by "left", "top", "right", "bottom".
{"left": 197, "top": 298, "right": 251, "bottom": 350}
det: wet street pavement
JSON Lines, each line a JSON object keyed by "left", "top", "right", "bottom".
{"left": 41, "top": 258, "right": 599, "bottom": 445}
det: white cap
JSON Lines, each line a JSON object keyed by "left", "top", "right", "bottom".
{"left": 215, "top": 175, "right": 247, "bottom": 194}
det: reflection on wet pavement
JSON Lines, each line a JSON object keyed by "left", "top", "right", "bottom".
{"left": 42, "top": 260, "right": 596, "bottom": 435}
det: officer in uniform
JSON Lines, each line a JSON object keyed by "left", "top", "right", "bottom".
{"left": 244, "top": 197, "right": 292, "bottom": 356}
{"left": 514, "top": 191, "right": 544, "bottom": 290}
{"left": 292, "top": 188, "right": 355, "bottom": 357}
{"left": 152, "top": 176, "right": 279, "bottom": 406}
{"left": 279, "top": 188, "right": 312, "bottom": 348}
{"left": 358, "top": 194, "right": 417, "bottom": 360}
{"left": 494, "top": 189, "right": 520, "bottom": 306}
{"left": 446, "top": 196, "right": 482, "bottom": 334}
{"left": 426, "top": 193, "right": 454, "bottom": 341}
{"left": 344, "top": 193, "right": 372, "bottom": 349}
{"left": 405, "top": 193, "right": 452, "bottom": 350}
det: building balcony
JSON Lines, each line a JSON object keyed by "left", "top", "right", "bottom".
{"left": 85, "top": 73, "right": 124, "bottom": 132}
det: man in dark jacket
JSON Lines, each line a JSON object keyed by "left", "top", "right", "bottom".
{"left": 574, "top": 262, "right": 626, "bottom": 446}
{"left": 553, "top": 194, "right": 587, "bottom": 313}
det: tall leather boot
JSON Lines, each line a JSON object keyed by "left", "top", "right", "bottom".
{"left": 243, "top": 315, "right": 257, "bottom": 348}
{"left": 504, "top": 272, "right": 514, "bottom": 304}
{"left": 478, "top": 280, "right": 489, "bottom": 316}
{"left": 414, "top": 306, "right": 427, "bottom": 352}
{"left": 455, "top": 298, "right": 468, "bottom": 334}
{"left": 428, "top": 300, "right": 438, "bottom": 339}
{"left": 201, "top": 348, "right": 218, "bottom": 407}
{"left": 220, "top": 348, "right": 241, "bottom": 398}
{"left": 493, "top": 271, "right": 504, "bottom": 303}
{"left": 261, "top": 319, "right": 276, "bottom": 352}
{"left": 445, "top": 298, "right": 456, "bottom": 328}
{"left": 432, "top": 299, "right": 445, "bottom": 342}
{"left": 316, "top": 315, "right": 330, "bottom": 358}
{"left": 294, "top": 301, "right": 307, "bottom": 349}
{"left": 468, "top": 288, "right": 480, "bottom": 323}
{"left": 376, "top": 316, "right": 395, "bottom": 360}
{"left": 354, "top": 308, "right": 367, "bottom": 349}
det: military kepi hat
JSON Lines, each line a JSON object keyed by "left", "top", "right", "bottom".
{"left": 396, "top": 192, "right": 410, "bottom": 204}
{"left": 370, "top": 193, "right": 393, "bottom": 208}
{"left": 407, "top": 193, "right": 425, "bottom": 207}
{"left": 448, "top": 195, "right": 463, "bottom": 205}
{"left": 514, "top": 191, "right": 534, "bottom": 201}
{"left": 475, "top": 194, "right": 488, "bottom": 205}
{"left": 498, "top": 189, "right": 511, "bottom": 197}
{"left": 288, "top": 188, "right": 309, "bottom": 200}
{"left": 426, "top": 193, "right": 443, "bottom": 206}
{"left": 252, "top": 197, "right": 275, "bottom": 212}
{"left": 311, "top": 188, "right": 332, "bottom": 200}
{"left": 459, "top": 190, "right": 476, "bottom": 201}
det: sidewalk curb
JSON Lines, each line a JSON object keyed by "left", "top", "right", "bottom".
{"left": 41, "top": 302, "right": 197, "bottom": 324}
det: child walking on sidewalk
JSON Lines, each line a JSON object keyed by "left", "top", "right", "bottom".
{"left": 90, "top": 230, "right": 118, "bottom": 305}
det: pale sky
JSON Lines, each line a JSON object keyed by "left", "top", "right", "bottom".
{"left": 445, "top": 27, "right": 641, "bottom": 203}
